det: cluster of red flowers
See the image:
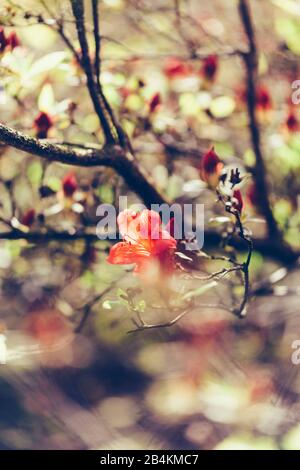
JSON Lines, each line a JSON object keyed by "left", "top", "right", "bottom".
{"left": 163, "top": 55, "right": 219, "bottom": 82}
{"left": 0, "top": 28, "right": 20, "bottom": 53}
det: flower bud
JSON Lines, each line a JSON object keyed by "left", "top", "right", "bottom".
{"left": 201, "top": 55, "right": 218, "bottom": 82}
{"left": 256, "top": 86, "right": 272, "bottom": 112}
{"left": 21, "top": 208, "right": 36, "bottom": 227}
{"left": 149, "top": 92, "right": 161, "bottom": 113}
{"left": 62, "top": 172, "right": 78, "bottom": 198}
{"left": 34, "top": 112, "right": 53, "bottom": 139}
{"left": 200, "top": 147, "right": 223, "bottom": 188}
{"left": 285, "top": 110, "right": 299, "bottom": 133}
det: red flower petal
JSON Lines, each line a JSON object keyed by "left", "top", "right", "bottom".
{"left": 107, "top": 242, "right": 150, "bottom": 265}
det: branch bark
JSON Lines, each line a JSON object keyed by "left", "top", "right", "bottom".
{"left": 0, "top": 123, "right": 166, "bottom": 206}
{"left": 238, "top": 0, "right": 280, "bottom": 240}
{"left": 71, "top": 0, "right": 119, "bottom": 145}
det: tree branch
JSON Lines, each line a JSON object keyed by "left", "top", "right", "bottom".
{"left": 0, "top": 122, "right": 166, "bottom": 206}
{"left": 70, "top": 0, "right": 118, "bottom": 145}
{"left": 238, "top": 0, "right": 280, "bottom": 240}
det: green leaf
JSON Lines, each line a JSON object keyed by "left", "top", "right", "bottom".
{"left": 27, "top": 161, "right": 43, "bottom": 187}
{"left": 98, "top": 184, "right": 114, "bottom": 204}
{"left": 103, "top": 299, "right": 123, "bottom": 310}
{"left": 275, "top": 17, "right": 300, "bottom": 54}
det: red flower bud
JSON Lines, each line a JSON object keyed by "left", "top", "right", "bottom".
{"left": 62, "top": 172, "right": 78, "bottom": 198}
{"left": 256, "top": 86, "right": 272, "bottom": 112}
{"left": 200, "top": 147, "right": 223, "bottom": 187}
{"left": 21, "top": 208, "right": 36, "bottom": 227}
{"left": 232, "top": 189, "right": 243, "bottom": 214}
{"left": 285, "top": 110, "right": 299, "bottom": 133}
{"left": 149, "top": 92, "right": 161, "bottom": 113}
{"left": 201, "top": 55, "right": 218, "bottom": 82}
{"left": 7, "top": 31, "right": 20, "bottom": 50}
{"left": 34, "top": 112, "right": 53, "bottom": 139}
{"left": 163, "top": 58, "right": 192, "bottom": 79}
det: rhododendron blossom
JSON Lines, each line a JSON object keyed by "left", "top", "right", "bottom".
{"left": 107, "top": 209, "right": 177, "bottom": 275}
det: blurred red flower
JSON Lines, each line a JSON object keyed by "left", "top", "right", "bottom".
{"left": 256, "top": 85, "right": 272, "bottom": 112}
{"left": 62, "top": 172, "right": 78, "bottom": 198}
{"left": 0, "top": 28, "right": 20, "bottom": 52}
{"left": 149, "top": 92, "right": 161, "bottom": 113}
{"left": 34, "top": 112, "right": 53, "bottom": 139}
{"left": 285, "top": 110, "right": 299, "bottom": 133}
{"left": 21, "top": 208, "right": 36, "bottom": 227}
{"left": 7, "top": 31, "right": 20, "bottom": 49}
{"left": 163, "top": 57, "right": 192, "bottom": 79}
{"left": 107, "top": 209, "right": 177, "bottom": 274}
{"left": 200, "top": 147, "right": 223, "bottom": 188}
{"left": 201, "top": 55, "right": 218, "bottom": 82}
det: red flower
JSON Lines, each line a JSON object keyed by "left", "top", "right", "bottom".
{"left": 163, "top": 58, "right": 192, "bottom": 79}
{"left": 201, "top": 55, "right": 218, "bottom": 82}
{"left": 107, "top": 209, "right": 177, "bottom": 275}
{"left": 285, "top": 110, "right": 299, "bottom": 133}
{"left": 232, "top": 189, "right": 243, "bottom": 214}
{"left": 149, "top": 92, "right": 161, "bottom": 113}
{"left": 200, "top": 147, "right": 223, "bottom": 188}
{"left": 62, "top": 172, "right": 78, "bottom": 198}
{"left": 7, "top": 32, "right": 20, "bottom": 50}
{"left": 21, "top": 208, "right": 36, "bottom": 227}
{"left": 256, "top": 86, "right": 272, "bottom": 112}
{"left": 23, "top": 310, "right": 70, "bottom": 347}
{"left": 34, "top": 112, "right": 53, "bottom": 139}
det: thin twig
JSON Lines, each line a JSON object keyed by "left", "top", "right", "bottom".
{"left": 70, "top": 0, "right": 118, "bottom": 144}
